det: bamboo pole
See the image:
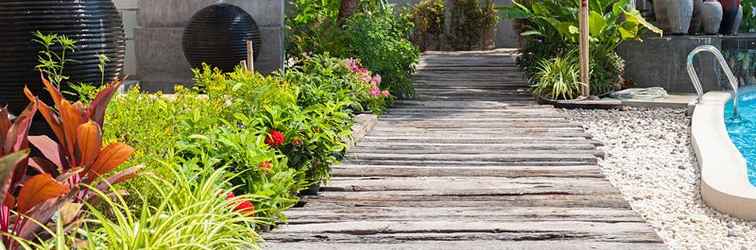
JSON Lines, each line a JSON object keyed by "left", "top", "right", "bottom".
{"left": 246, "top": 40, "right": 255, "bottom": 72}
{"left": 578, "top": 0, "right": 590, "bottom": 97}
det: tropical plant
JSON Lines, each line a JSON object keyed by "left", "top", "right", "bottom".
{"left": 0, "top": 76, "right": 140, "bottom": 247}
{"left": 12, "top": 162, "right": 262, "bottom": 249}
{"left": 0, "top": 102, "right": 51, "bottom": 248}
{"left": 501, "top": 0, "right": 661, "bottom": 96}
{"left": 24, "top": 76, "right": 138, "bottom": 198}
{"left": 345, "top": 5, "right": 420, "bottom": 97}
{"left": 531, "top": 55, "right": 583, "bottom": 100}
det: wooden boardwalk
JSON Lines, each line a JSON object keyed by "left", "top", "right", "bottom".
{"left": 264, "top": 50, "right": 665, "bottom": 249}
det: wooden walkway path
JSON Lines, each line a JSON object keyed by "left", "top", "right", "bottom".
{"left": 264, "top": 50, "right": 665, "bottom": 249}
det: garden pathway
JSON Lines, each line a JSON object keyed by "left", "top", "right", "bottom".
{"left": 264, "top": 50, "right": 665, "bottom": 249}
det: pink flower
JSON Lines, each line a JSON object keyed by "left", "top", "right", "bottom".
{"left": 381, "top": 90, "right": 390, "bottom": 97}
{"left": 370, "top": 86, "right": 381, "bottom": 97}
{"left": 370, "top": 74, "right": 382, "bottom": 85}
{"left": 345, "top": 58, "right": 360, "bottom": 72}
{"left": 361, "top": 74, "right": 372, "bottom": 83}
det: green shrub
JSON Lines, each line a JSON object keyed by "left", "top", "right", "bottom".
{"left": 448, "top": 0, "right": 498, "bottom": 50}
{"left": 193, "top": 64, "right": 357, "bottom": 186}
{"left": 501, "top": 0, "right": 661, "bottom": 97}
{"left": 287, "top": 1, "right": 420, "bottom": 98}
{"left": 409, "top": 0, "right": 498, "bottom": 51}
{"left": 742, "top": 0, "right": 755, "bottom": 33}
{"left": 286, "top": 0, "right": 347, "bottom": 57}
{"left": 411, "top": 0, "right": 445, "bottom": 51}
{"left": 531, "top": 55, "right": 582, "bottom": 100}
{"left": 178, "top": 126, "right": 305, "bottom": 222}
{"left": 344, "top": 5, "right": 420, "bottom": 97}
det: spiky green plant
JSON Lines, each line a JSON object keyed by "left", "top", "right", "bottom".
{"left": 531, "top": 55, "right": 583, "bottom": 100}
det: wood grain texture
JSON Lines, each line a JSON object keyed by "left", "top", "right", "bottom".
{"left": 263, "top": 50, "right": 665, "bottom": 249}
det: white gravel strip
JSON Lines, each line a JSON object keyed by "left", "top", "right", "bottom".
{"left": 564, "top": 107, "right": 756, "bottom": 250}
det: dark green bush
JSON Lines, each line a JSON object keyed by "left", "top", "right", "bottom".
{"left": 344, "top": 5, "right": 420, "bottom": 97}
{"left": 287, "top": 1, "right": 420, "bottom": 98}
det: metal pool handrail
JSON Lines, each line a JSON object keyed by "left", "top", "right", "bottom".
{"left": 687, "top": 45, "right": 739, "bottom": 115}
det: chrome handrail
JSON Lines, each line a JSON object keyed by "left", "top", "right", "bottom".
{"left": 687, "top": 45, "right": 739, "bottom": 115}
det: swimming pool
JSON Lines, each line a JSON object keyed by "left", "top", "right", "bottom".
{"left": 725, "top": 87, "right": 756, "bottom": 186}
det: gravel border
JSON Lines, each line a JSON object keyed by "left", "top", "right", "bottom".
{"left": 563, "top": 107, "right": 756, "bottom": 250}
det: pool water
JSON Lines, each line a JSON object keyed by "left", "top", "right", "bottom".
{"left": 725, "top": 87, "right": 756, "bottom": 185}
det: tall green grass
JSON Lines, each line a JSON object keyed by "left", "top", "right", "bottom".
{"left": 13, "top": 161, "right": 261, "bottom": 249}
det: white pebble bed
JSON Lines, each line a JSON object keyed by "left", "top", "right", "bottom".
{"left": 563, "top": 107, "right": 756, "bottom": 250}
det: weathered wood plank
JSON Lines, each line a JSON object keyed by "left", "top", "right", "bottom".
{"left": 264, "top": 241, "right": 667, "bottom": 250}
{"left": 331, "top": 165, "right": 603, "bottom": 178}
{"left": 264, "top": 51, "right": 663, "bottom": 249}
{"left": 282, "top": 206, "right": 646, "bottom": 224}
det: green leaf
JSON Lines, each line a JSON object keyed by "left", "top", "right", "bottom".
{"left": 588, "top": 11, "right": 607, "bottom": 36}
{"left": 623, "top": 9, "right": 662, "bottom": 36}
{"left": 520, "top": 30, "right": 543, "bottom": 37}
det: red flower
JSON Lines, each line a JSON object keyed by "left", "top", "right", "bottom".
{"left": 226, "top": 192, "right": 255, "bottom": 216}
{"left": 258, "top": 161, "right": 272, "bottom": 171}
{"left": 265, "top": 129, "right": 285, "bottom": 147}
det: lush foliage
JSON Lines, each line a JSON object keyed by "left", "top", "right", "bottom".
{"left": 742, "top": 0, "right": 755, "bottom": 33}
{"left": 0, "top": 76, "right": 137, "bottom": 249}
{"left": 410, "top": 0, "right": 445, "bottom": 51}
{"left": 104, "top": 55, "right": 386, "bottom": 226}
{"left": 287, "top": 0, "right": 420, "bottom": 98}
{"left": 15, "top": 29, "right": 390, "bottom": 248}
{"left": 531, "top": 54, "right": 582, "bottom": 100}
{"left": 344, "top": 6, "right": 419, "bottom": 97}
{"left": 501, "top": 0, "right": 661, "bottom": 98}
{"left": 410, "top": 0, "right": 498, "bottom": 51}
{"left": 448, "top": 0, "right": 498, "bottom": 50}
{"left": 13, "top": 162, "right": 260, "bottom": 250}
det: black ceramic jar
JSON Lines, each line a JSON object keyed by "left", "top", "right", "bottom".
{"left": 0, "top": 0, "right": 125, "bottom": 113}
{"left": 183, "top": 4, "right": 262, "bottom": 73}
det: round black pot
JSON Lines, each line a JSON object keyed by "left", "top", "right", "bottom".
{"left": 0, "top": 0, "right": 125, "bottom": 114}
{"left": 183, "top": 4, "right": 262, "bottom": 73}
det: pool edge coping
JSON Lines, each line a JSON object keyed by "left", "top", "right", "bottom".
{"left": 693, "top": 91, "right": 756, "bottom": 220}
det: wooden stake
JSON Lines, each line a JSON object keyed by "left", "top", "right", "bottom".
{"left": 246, "top": 40, "right": 254, "bottom": 72}
{"left": 578, "top": 0, "right": 590, "bottom": 97}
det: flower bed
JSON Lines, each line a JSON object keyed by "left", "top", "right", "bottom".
{"left": 3, "top": 54, "right": 393, "bottom": 248}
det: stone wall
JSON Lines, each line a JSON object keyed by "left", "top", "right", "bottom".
{"left": 618, "top": 36, "right": 726, "bottom": 93}
{"left": 135, "top": 0, "right": 285, "bottom": 91}
{"left": 113, "top": 0, "right": 138, "bottom": 78}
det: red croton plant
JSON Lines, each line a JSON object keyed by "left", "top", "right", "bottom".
{"left": 0, "top": 75, "right": 139, "bottom": 248}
